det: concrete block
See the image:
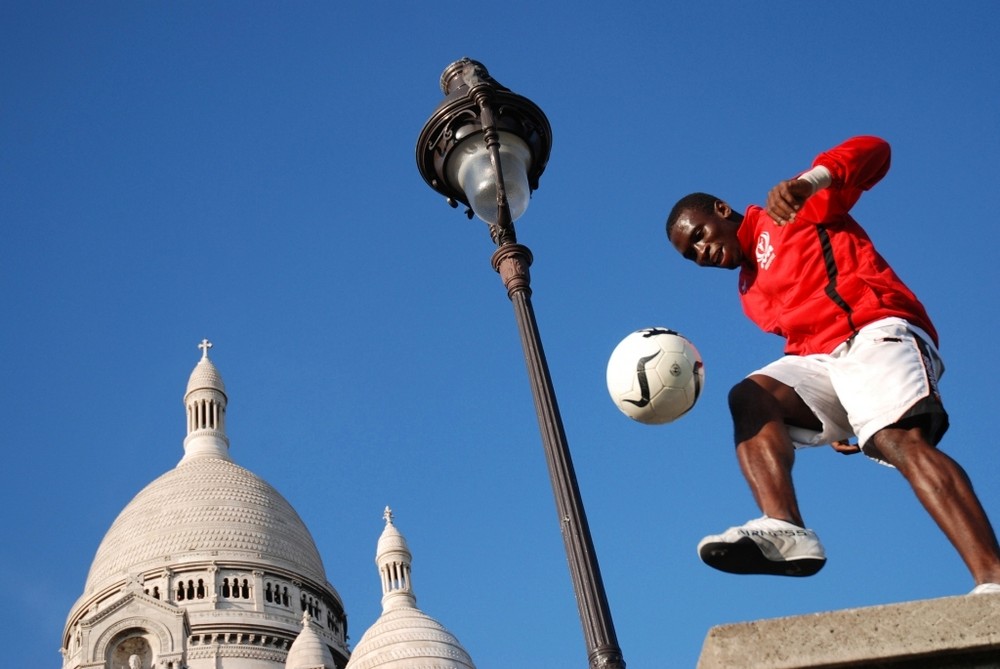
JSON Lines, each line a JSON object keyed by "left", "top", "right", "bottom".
{"left": 697, "top": 592, "right": 1000, "bottom": 668}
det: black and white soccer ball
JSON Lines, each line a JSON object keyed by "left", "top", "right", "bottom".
{"left": 606, "top": 328, "right": 705, "bottom": 425}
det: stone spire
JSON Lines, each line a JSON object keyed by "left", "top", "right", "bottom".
{"left": 345, "top": 508, "right": 476, "bottom": 669}
{"left": 181, "top": 338, "right": 230, "bottom": 463}
{"left": 377, "top": 506, "right": 416, "bottom": 610}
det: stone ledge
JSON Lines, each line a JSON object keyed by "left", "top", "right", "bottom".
{"left": 697, "top": 592, "right": 1000, "bottom": 668}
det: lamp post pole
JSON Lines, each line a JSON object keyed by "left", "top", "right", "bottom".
{"left": 417, "top": 59, "right": 625, "bottom": 669}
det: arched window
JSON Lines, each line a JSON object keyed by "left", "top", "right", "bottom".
{"left": 300, "top": 594, "right": 319, "bottom": 617}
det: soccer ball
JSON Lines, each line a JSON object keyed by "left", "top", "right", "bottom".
{"left": 606, "top": 328, "right": 705, "bottom": 425}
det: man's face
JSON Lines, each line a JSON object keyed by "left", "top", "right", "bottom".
{"left": 669, "top": 203, "right": 743, "bottom": 269}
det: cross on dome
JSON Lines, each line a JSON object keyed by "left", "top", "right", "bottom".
{"left": 198, "top": 339, "right": 213, "bottom": 360}
{"left": 383, "top": 506, "right": 394, "bottom": 525}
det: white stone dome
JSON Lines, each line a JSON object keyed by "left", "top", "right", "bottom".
{"left": 346, "top": 608, "right": 476, "bottom": 669}
{"left": 84, "top": 456, "right": 328, "bottom": 595}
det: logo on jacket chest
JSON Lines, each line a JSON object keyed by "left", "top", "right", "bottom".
{"left": 756, "top": 231, "right": 776, "bottom": 270}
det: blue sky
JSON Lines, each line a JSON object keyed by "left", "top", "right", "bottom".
{"left": 3, "top": 2, "right": 999, "bottom": 667}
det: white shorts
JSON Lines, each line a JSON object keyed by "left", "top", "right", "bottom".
{"left": 751, "top": 317, "right": 949, "bottom": 464}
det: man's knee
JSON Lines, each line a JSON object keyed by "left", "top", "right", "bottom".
{"left": 728, "top": 379, "right": 783, "bottom": 441}
{"left": 729, "top": 375, "right": 823, "bottom": 441}
{"left": 729, "top": 378, "right": 763, "bottom": 409}
{"left": 868, "top": 419, "right": 936, "bottom": 470}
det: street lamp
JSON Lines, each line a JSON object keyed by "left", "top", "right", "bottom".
{"left": 416, "top": 58, "right": 626, "bottom": 669}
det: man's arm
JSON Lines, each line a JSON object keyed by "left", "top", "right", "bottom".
{"left": 766, "top": 136, "right": 890, "bottom": 225}
{"left": 816, "top": 135, "right": 891, "bottom": 192}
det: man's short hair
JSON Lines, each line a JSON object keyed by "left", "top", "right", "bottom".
{"left": 665, "top": 192, "right": 720, "bottom": 240}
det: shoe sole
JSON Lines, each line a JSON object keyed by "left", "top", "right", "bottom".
{"left": 699, "top": 537, "right": 826, "bottom": 577}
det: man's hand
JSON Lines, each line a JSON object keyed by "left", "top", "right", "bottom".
{"left": 766, "top": 179, "right": 814, "bottom": 225}
{"left": 830, "top": 439, "right": 861, "bottom": 455}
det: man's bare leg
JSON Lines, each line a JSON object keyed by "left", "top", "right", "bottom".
{"left": 728, "top": 375, "right": 823, "bottom": 527}
{"left": 870, "top": 424, "right": 1000, "bottom": 587}
{"left": 696, "top": 376, "right": 828, "bottom": 576}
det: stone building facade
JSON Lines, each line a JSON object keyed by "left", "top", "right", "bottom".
{"left": 60, "top": 343, "right": 349, "bottom": 669}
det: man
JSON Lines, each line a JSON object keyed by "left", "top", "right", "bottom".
{"left": 665, "top": 136, "right": 1000, "bottom": 594}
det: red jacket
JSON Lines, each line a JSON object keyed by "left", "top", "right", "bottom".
{"left": 736, "top": 136, "right": 937, "bottom": 355}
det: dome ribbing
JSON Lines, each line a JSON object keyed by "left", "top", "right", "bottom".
{"left": 84, "top": 456, "right": 329, "bottom": 594}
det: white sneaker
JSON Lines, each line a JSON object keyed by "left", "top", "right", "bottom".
{"left": 970, "top": 583, "right": 1000, "bottom": 595}
{"left": 698, "top": 516, "right": 827, "bottom": 577}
